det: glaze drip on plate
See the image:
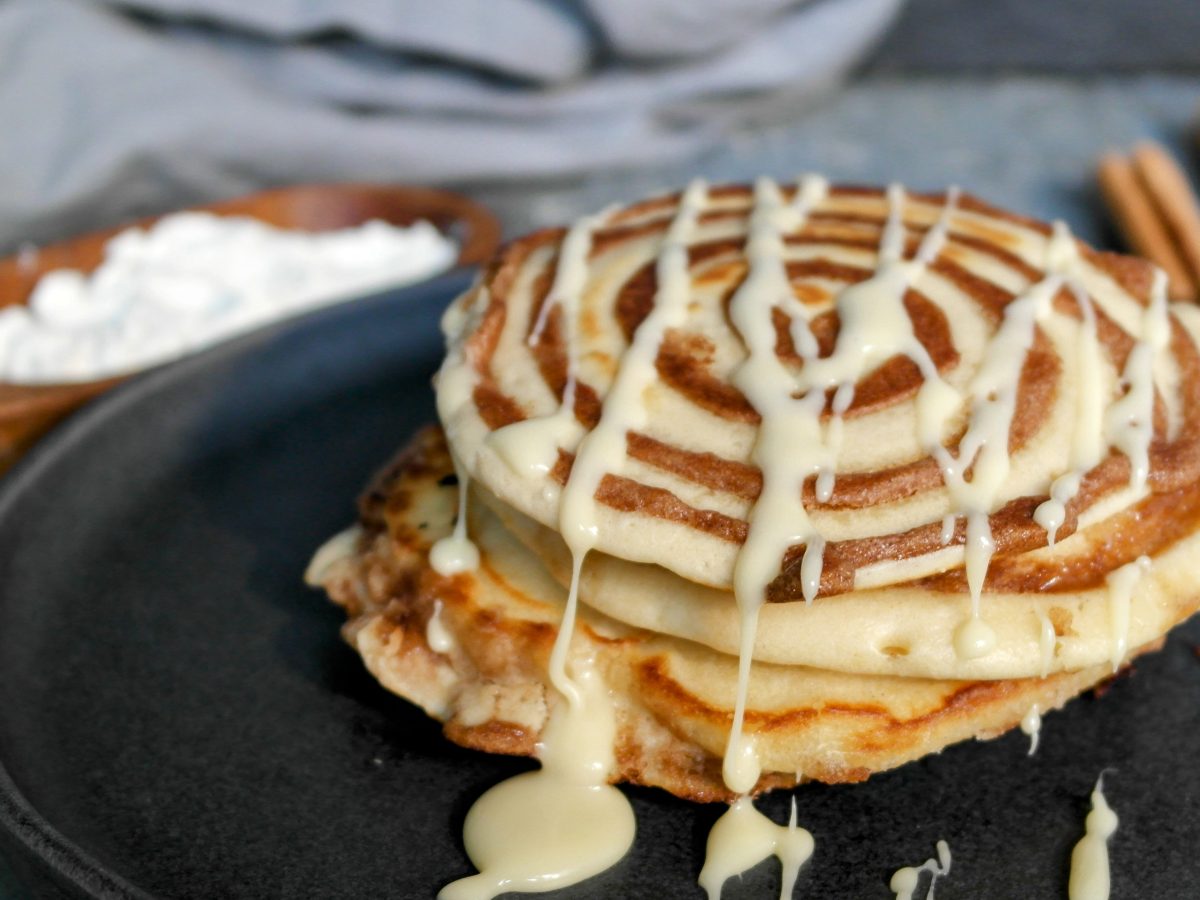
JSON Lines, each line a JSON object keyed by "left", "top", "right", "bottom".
{"left": 1069, "top": 776, "right": 1119, "bottom": 900}
{"left": 1020, "top": 704, "right": 1042, "bottom": 756}
{"left": 699, "top": 797, "right": 814, "bottom": 900}
{"left": 889, "top": 840, "right": 951, "bottom": 900}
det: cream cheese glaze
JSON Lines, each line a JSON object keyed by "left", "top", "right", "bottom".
{"left": 724, "top": 175, "right": 828, "bottom": 794}
{"left": 425, "top": 599, "right": 456, "bottom": 655}
{"left": 429, "top": 452, "right": 481, "bottom": 576}
{"left": 485, "top": 209, "right": 604, "bottom": 479}
{"left": 698, "top": 797, "right": 814, "bottom": 900}
{"left": 1068, "top": 777, "right": 1118, "bottom": 900}
{"left": 1020, "top": 704, "right": 1042, "bottom": 756}
{"left": 440, "top": 183, "right": 713, "bottom": 897}
{"left": 1104, "top": 556, "right": 1150, "bottom": 672}
{"left": 437, "top": 659, "right": 635, "bottom": 900}
{"left": 889, "top": 840, "right": 951, "bottom": 900}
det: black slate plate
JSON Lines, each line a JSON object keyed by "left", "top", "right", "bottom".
{"left": 0, "top": 270, "right": 1198, "bottom": 900}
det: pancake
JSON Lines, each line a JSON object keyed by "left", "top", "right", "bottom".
{"left": 308, "top": 426, "right": 1144, "bottom": 802}
{"left": 310, "top": 176, "right": 1200, "bottom": 896}
{"left": 475, "top": 476, "right": 1200, "bottom": 681}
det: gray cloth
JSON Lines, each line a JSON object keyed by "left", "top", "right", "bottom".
{"left": 1, "top": 0, "right": 900, "bottom": 251}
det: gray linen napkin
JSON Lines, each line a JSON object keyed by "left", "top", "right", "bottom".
{"left": 1, "top": 0, "right": 901, "bottom": 250}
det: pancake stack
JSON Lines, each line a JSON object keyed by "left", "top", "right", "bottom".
{"left": 310, "top": 179, "right": 1200, "bottom": 803}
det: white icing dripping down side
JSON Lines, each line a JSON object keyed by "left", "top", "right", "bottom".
{"left": 436, "top": 287, "right": 487, "bottom": 443}
{"left": 695, "top": 179, "right": 829, "bottom": 900}
{"left": 1020, "top": 704, "right": 1042, "bottom": 756}
{"left": 440, "top": 202, "right": 645, "bottom": 898}
{"left": 703, "top": 179, "right": 971, "bottom": 899}
{"left": 795, "top": 186, "right": 963, "bottom": 467}
{"left": 426, "top": 599, "right": 456, "bottom": 654}
{"left": 1035, "top": 258, "right": 1170, "bottom": 546}
{"left": 940, "top": 514, "right": 956, "bottom": 546}
{"left": 439, "top": 662, "right": 635, "bottom": 900}
{"left": 724, "top": 174, "right": 828, "bottom": 795}
{"left": 1033, "top": 235, "right": 1105, "bottom": 545}
{"left": 528, "top": 209, "right": 612, "bottom": 348}
{"left": 557, "top": 180, "right": 708, "bottom": 563}
{"left": 789, "top": 187, "right": 1002, "bottom": 658}
{"left": 934, "top": 224, "right": 1082, "bottom": 660}
{"left": 889, "top": 840, "right": 952, "bottom": 900}
{"left": 1069, "top": 776, "right": 1118, "bottom": 900}
{"left": 428, "top": 284, "right": 483, "bottom": 585}
{"left": 487, "top": 213, "right": 608, "bottom": 479}
{"left": 705, "top": 181, "right": 967, "bottom": 897}
{"left": 699, "top": 797, "right": 815, "bottom": 900}
{"left": 1036, "top": 608, "right": 1057, "bottom": 678}
{"left": 1105, "top": 556, "right": 1150, "bottom": 673}
{"left": 1104, "top": 268, "right": 1171, "bottom": 491}
{"left": 429, "top": 452, "right": 481, "bottom": 576}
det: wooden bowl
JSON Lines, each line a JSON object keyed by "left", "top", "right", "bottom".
{"left": 0, "top": 183, "right": 501, "bottom": 474}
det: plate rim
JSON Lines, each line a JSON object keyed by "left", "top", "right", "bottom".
{"left": 0, "top": 269, "right": 474, "bottom": 899}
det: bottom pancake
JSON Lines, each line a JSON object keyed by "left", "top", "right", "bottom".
{"left": 308, "top": 427, "right": 1148, "bottom": 803}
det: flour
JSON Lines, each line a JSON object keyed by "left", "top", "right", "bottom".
{"left": 0, "top": 212, "right": 456, "bottom": 383}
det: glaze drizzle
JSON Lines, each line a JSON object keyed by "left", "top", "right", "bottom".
{"left": 432, "top": 177, "right": 1179, "bottom": 897}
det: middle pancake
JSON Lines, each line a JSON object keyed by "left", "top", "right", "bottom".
{"left": 476, "top": 479, "right": 1200, "bottom": 681}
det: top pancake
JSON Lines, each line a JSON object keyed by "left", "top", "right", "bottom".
{"left": 435, "top": 181, "right": 1200, "bottom": 610}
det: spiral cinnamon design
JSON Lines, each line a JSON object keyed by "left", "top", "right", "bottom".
{"left": 437, "top": 180, "right": 1200, "bottom": 608}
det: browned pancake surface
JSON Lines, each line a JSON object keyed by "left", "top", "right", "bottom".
{"left": 312, "top": 428, "right": 1145, "bottom": 802}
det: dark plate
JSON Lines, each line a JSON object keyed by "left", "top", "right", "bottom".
{"left": 0, "top": 271, "right": 1198, "bottom": 899}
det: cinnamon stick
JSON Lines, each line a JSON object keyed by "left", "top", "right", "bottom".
{"left": 1098, "top": 151, "right": 1195, "bottom": 301}
{"left": 1096, "top": 140, "right": 1200, "bottom": 303}
{"left": 1132, "top": 141, "right": 1200, "bottom": 294}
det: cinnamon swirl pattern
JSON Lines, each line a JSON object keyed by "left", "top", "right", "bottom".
{"left": 437, "top": 178, "right": 1200, "bottom": 680}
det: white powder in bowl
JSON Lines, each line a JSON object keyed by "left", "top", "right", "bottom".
{"left": 0, "top": 211, "right": 458, "bottom": 384}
